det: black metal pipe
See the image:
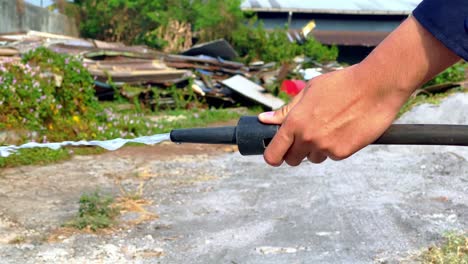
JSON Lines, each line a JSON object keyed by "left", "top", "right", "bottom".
{"left": 170, "top": 116, "right": 468, "bottom": 155}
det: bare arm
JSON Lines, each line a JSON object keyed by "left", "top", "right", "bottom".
{"left": 259, "top": 16, "right": 461, "bottom": 166}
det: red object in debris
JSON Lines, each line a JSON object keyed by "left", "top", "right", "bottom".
{"left": 280, "top": 80, "right": 306, "bottom": 96}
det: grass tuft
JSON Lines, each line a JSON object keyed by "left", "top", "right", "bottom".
{"left": 64, "top": 191, "right": 119, "bottom": 231}
{"left": 421, "top": 232, "right": 468, "bottom": 264}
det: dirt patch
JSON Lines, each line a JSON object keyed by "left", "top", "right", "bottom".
{"left": 110, "top": 142, "right": 238, "bottom": 162}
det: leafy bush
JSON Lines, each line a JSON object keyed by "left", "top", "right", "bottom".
{"left": 231, "top": 21, "right": 297, "bottom": 63}
{"left": 73, "top": 0, "right": 243, "bottom": 49}
{"left": 231, "top": 19, "right": 338, "bottom": 64}
{"left": 302, "top": 37, "right": 339, "bottom": 64}
{"left": 0, "top": 48, "right": 177, "bottom": 143}
{"left": 0, "top": 47, "right": 100, "bottom": 140}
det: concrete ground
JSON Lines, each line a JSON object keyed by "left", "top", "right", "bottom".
{"left": 0, "top": 93, "right": 467, "bottom": 263}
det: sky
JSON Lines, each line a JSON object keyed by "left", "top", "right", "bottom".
{"left": 25, "top": 0, "right": 54, "bottom": 7}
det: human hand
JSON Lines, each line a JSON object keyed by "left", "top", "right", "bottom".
{"left": 259, "top": 65, "right": 411, "bottom": 166}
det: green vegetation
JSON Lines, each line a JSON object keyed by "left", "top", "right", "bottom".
{"left": 231, "top": 19, "right": 338, "bottom": 64}
{"left": 399, "top": 62, "right": 466, "bottom": 116}
{"left": 67, "top": 0, "right": 243, "bottom": 49}
{"left": 424, "top": 62, "right": 466, "bottom": 87}
{"left": 64, "top": 191, "right": 119, "bottom": 231}
{"left": 59, "top": 1, "right": 336, "bottom": 64}
{"left": 0, "top": 148, "right": 71, "bottom": 168}
{"left": 398, "top": 87, "right": 465, "bottom": 117}
{"left": 0, "top": 105, "right": 248, "bottom": 168}
{"left": 421, "top": 232, "right": 468, "bottom": 264}
{"left": 0, "top": 47, "right": 99, "bottom": 141}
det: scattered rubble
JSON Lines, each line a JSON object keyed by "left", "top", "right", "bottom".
{"left": 0, "top": 30, "right": 343, "bottom": 110}
{"left": 280, "top": 79, "right": 306, "bottom": 96}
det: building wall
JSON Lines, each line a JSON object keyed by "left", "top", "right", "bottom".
{"left": 0, "top": 0, "right": 78, "bottom": 36}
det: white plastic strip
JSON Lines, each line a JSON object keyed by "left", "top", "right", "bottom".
{"left": 0, "top": 133, "right": 171, "bottom": 157}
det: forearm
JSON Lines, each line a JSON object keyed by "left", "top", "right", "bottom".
{"left": 356, "top": 16, "right": 460, "bottom": 102}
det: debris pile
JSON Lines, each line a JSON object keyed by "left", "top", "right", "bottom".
{"left": 0, "top": 30, "right": 346, "bottom": 110}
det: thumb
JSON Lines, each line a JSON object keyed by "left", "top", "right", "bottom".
{"left": 258, "top": 89, "right": 304, "bottom": 125}
{"left": 258, "top": 104, "right": 294, "bottom": 125}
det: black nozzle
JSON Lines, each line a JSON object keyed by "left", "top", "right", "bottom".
{"left": 235, "top": 116, "right": 279, "bottom": 155}
{"left": 170, "top": 126, "right": 237, "bottom": 145}
{"left": 170, "top": 116, "right": 278, "bottom": 155}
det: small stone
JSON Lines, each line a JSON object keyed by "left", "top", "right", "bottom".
{"left": 18, "top": 244, "right": 35, "bottom": 250}
{"left": 145, "top": 235, "right": 154, "bottom": 242}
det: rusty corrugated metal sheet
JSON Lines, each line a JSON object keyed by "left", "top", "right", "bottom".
{"left": 310, "top": 30, "right": 390, "bottom": 47}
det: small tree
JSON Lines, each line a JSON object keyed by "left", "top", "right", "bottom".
{"left": 16, "top": 0, "right": 25, "bottom": 15}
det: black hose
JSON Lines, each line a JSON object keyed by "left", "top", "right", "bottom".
{"left": 374, "top": 124, "right": 468, "bottom": 146}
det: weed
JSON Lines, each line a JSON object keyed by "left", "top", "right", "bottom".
{"left": 398, "top": 87, "right": 465, "bottom": 117}
{"left": 64, "top": 191, "right": 119, "bottom": 231}
{"left": 0, "top": 147, "right": 107, "bottom": 168}
{"left": 8, "top": 236, "right": 26, "bottom": 244}
{"left": 421, "top": 232, "right": 468, "bottom": 264}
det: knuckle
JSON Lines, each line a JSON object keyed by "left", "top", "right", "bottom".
{"left": 280, "top": 105, "right": 291, "bottom": 118}
{"left": 329, "top": 146, "right": 352, "bottom": 160}
{"left": 301, "top": 132, "right": 328, "bottom": 151}
{"left": 302, "top": 133, "right": 317, "bottom": 144}
{"left": 315, "top": 139, "right": 330, "bottom": 152}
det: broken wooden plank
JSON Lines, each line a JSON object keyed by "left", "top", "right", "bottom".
{"left": 0, "top": 48, "right": 19, "bottom": 56}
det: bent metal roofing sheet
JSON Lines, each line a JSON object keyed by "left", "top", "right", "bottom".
{"left": 241, "top": 0, "right": 423, "bottom": 15}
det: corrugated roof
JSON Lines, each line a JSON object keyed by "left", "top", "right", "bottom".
{"left": 241, "top": 0, "right": 423, "bottom": 15}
